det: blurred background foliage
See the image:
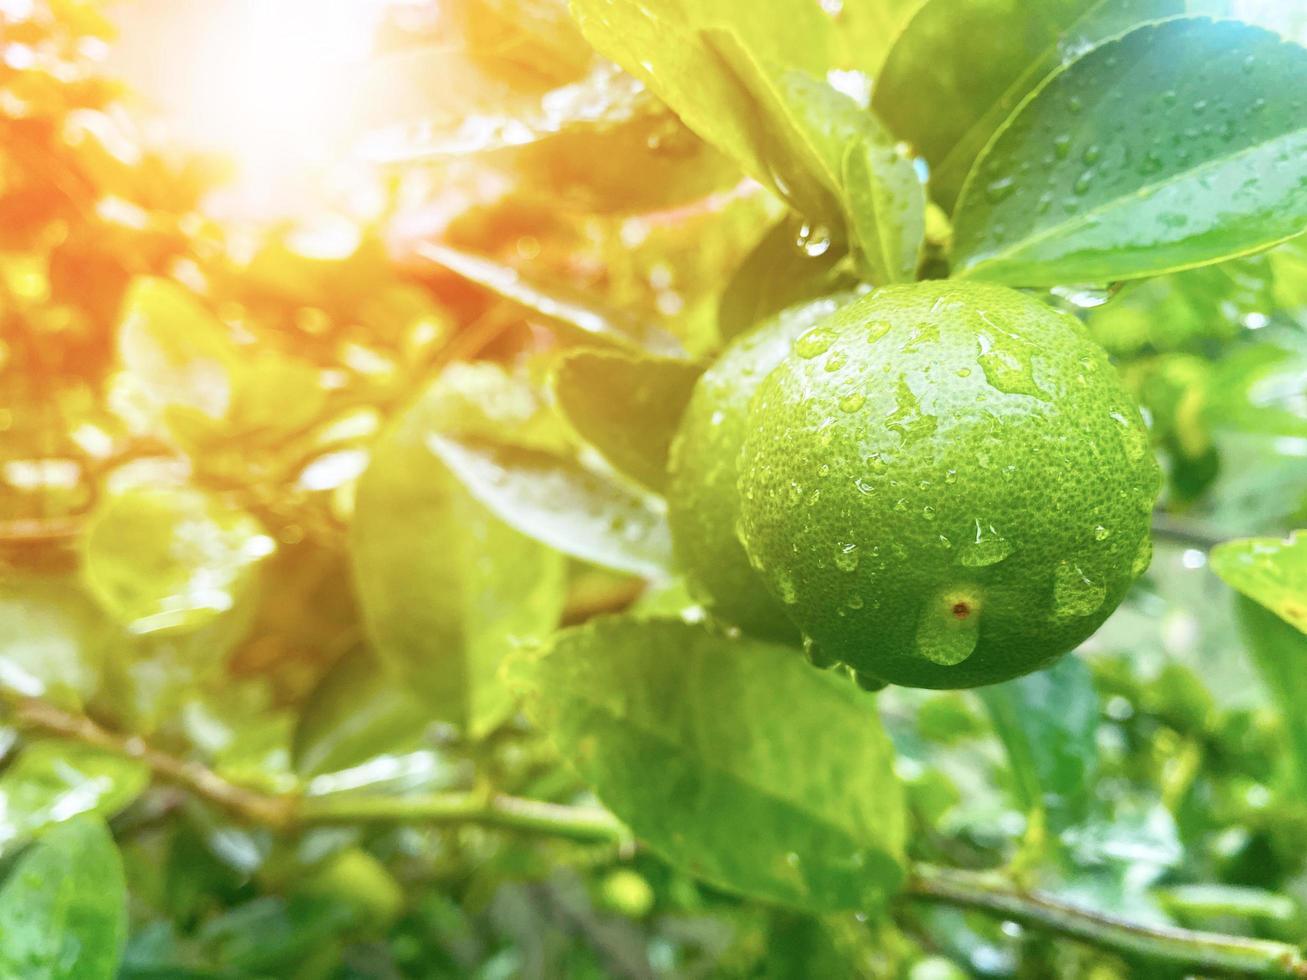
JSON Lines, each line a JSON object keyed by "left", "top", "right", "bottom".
{"left": 1, "top": 0, "right": 1307, "bottom": 977}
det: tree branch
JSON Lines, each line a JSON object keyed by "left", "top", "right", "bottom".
{"left": 11, "top": 696, "right": 1307, "bottom": 975}
{"left": 1151, "top": 511, "right": 1228, "bottom": 551}
{"left": 904, "top": 864, "right": 1307, "bottom": 978}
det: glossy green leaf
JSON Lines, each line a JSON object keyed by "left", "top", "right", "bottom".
{"left": 0, "top": 817, "right": 127, "bottom": 980}
{"left": 82, "top": 487, "right": 275, "bottom": 636}
{"left": 571, "top": 3, "right": 925, "bottom": 285}
{"left": 1232, "top": 596, "right": 1307, "bottom": 793}
{"left": 874, "top": 0, "right": 1180, "bottom": 212}
{"left": 717, "top": 217, "right": 855, "bottom": 343}
{"left": 1211, "top": 530, "right": 1307, "bottom": 634}
{"left": 412, "top": 242, "right": 684, "bottom": 357}
{"left": 292, "top": 648, "right": 430, "bottom": 778}
{"left": 550, "top": 349, "right": 703, "bottom": 493}
{"left": 428, "top": 435, "right": 674, "bottom": 579}
{"left": 977, "top": 655, "right": 1100, "bottom": 831}
{"left": 0, "top": 741, "right": 148, "bottom": 855}
{"left": 520, "top": 616, "right": 906, "bottom": 912}
{"left": 953, "top": 18, "right": 1307, "bottom": 286}
{"left": 0, "top": 578, "right": 117, "bottom": 706}
{"left": 702, "top": 30, "right": 925, "bottom": 284}
{"left": 351, "top": 372, "right": 567, "bottom": 736}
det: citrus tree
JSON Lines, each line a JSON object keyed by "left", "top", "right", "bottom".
{"left": 4, "top": 0, "right": 1307, "bottom": 976}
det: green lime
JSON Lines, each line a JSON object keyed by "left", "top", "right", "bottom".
{"left": 737, "top": 280, "right": 1160, "bottom": 688}
{"left": 667, "top": 293, "right": 858, "bottom": 641}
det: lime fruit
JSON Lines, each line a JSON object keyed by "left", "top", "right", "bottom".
{"left": 667, "top": 293, "right": 857, "bottom": 641}
{"left": 736, "top": 280, "right": 1161, "bottom": 688}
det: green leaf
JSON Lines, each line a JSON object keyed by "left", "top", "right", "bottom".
{"left": 428, "top": 435, "right": 674, "bottom": 579}
{"left": 1204, "top": 345, "right": 1307, "bottom": 440}
{"left": 1211, "top": 530, "right": 1307, "bottom": 634}
{"left": 412, "top": 242, "right": 684, "bottom": 357}
{"left": 292, "top": 648, "right": 430, "bottom": 778}
{"left": 520, "top": 616, "right": 906, "bottom": 912}
{"left": 717, "top": 217, "right": 855, "bottom": 344}
{"left": 976, "top": 655, "right": 1099, "bottom": 831}
{"left": 1231, "top": 596, "right": 1307, "bottom": 794}
{"left": 702, "top": 31, "right": 925, "bottom": 284}
{"left": 874, "top": 0, "right": 1180, "bottom": 212}
{"left": 0, "top": 817, "right": 127, "bottom": 980}
{"left": 351, "top": 372, "right": 566, "bottom": 735}
{"left": 0, "top": 740, "right": 148, "bottom": 855}
{"left": 953, "top": 18, "right": 1307, "bottom": 286}
{"left": 0, "top": 578, "right": 117, "bottom": 706}
{"left": 550, "top": 349, "right": 703, "bottom": 493}
{"left": 571, "top": 2, "right": 924, "bottom": 284}
{"left": 82, "top": 487, "right": 276, "bottom": 636}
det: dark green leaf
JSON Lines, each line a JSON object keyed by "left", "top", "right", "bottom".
{"left": 0, "top": 817, "right": 127, "bottom": 980}
{"left": 977, "top": 655, "right": 1099, "bottom": 831}
{"left": 0, "top": 740, "right": 148, "bottom": 854}
{"left": 428, "top": 435, "right": 674, "bottom": 579}
{"left": 717, "top": 217, "right": 855, "bottom": 343}
{"left": 82, "top": 487, "right": 275, "bottom": 636}
{"left": 874, "top": 0, "right": 1180, "bottom": 212}
{"left": 1211, "top": 531, "right": 1307, "bottom": 634}
{"left": 412, "top": 242, "right": 684, "bottom": 357}
{"left": 351, "top": 372, "right": 567, "bottom": 735}
{"left": 550, "top": 349, "right": 703, "bottom": 493}
{"left": 953, "top": 18, "right": 1307, "bottom": 286}
{"left": 520, "top": 616, "right": 906, "bottom": 912}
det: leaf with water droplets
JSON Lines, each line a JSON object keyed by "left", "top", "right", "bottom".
{"left": 718, "top": 217, "right": 857, "bottom": 343}
{"left": 874, "top": 0, "right": 1178, "bottom": 211}
{"left": 0, "top": 817, "right": 127, "bottom": 980}
{"left": 954, "top": 18, "right": 1307, "bottom": 286}
{"left": 429, "top": 435, "right": 674, "bottom": 580}
{"left": 1211, "top": 530, "right": 1307, "bottom": 634}
{"left": 570, "top": 0, "right": 917, "bottom": 219}
{"left": 519, "top": 616, "right": 906, "bottom": 912}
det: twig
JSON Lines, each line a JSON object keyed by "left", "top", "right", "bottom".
{"left": 904, "top": 864, "right": 1307, "bottom": 978}
{"left": 11, "top": 696, "right": 1307, "bottom": 975}
{"left": 1151, "top": 512, "right": 1228, "bottom": 551}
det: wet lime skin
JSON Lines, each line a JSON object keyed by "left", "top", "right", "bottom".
{"left": 736, "top": 280, "right": 1161, "bottom": 689}
{"left": 667, "top": 294, "right": 857, "bottom": 641}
